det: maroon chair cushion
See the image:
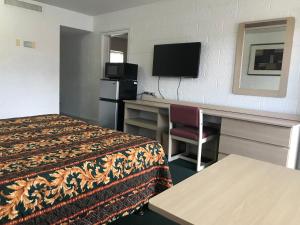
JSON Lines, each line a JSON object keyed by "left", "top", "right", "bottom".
{"left": 170, "top": 104, "right": 199, "bottom": 128}
{"left": 170, "top": 126, "right": 217, "bottom": 141}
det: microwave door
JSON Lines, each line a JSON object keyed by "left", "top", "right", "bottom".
{"left": 105, "top": 63, "right": 122, "bottom": 79}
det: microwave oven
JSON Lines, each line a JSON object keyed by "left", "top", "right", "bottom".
{"left": 105, "top": 63, "right": 138, "bottom": 80}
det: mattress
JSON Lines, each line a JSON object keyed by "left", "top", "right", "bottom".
{"left": 0, "top": 115, "right": 172, "bottom": 224}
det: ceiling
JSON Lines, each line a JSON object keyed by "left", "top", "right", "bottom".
{"left": 34, "top": 0, "right": 165, "bottom": 16}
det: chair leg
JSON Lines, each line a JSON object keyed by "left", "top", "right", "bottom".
{"left": 196, "top": 142, "right": 203, "bottom": 172}
{"left": 185, "top": 143, "right": 189, "bottom": 156}
{"left": 168, "top": 135, "right": 172, "bottom": 162}
{"left": 214, "top": 136, "right": 220, "bottom": 162}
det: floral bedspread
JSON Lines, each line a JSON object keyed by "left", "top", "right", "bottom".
{"left": 0, "top": 115, "right": 172, "bottom": 225}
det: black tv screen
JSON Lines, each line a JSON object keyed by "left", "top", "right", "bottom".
{"left": 152, "top": 42, "right": 201, "bottom": 78}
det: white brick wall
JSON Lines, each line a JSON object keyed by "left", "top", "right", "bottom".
{"left": 94, "top": 0, "right": 300, "bottom": 114}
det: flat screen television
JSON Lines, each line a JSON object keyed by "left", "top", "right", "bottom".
{"left": 152, "top": 42, "right": 201, "bottom": 78}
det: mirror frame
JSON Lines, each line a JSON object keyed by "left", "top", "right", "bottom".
{"left": 232, "top": 17, "right": 295, "bottom": 98}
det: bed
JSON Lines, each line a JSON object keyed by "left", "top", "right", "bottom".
{"left": 0, "top": 114, "right": 172, "bottom": 225}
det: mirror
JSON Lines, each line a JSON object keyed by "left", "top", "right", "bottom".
{"left": 233, "top": 17, "right": 295, "bottom": 97}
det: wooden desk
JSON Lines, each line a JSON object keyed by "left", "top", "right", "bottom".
{"left": 124, "top": 98, "right": 300, "bottom": 169}
{"left": 149, "top": 155, "right": 300, "bottom": 225}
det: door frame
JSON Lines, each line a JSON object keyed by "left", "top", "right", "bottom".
{"left": 100, "top": 29, "right": 130, "bottom": 78}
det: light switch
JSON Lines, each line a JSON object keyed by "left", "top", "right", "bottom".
{"left": 16, "top": 39, "right": 21, "bottom": 47}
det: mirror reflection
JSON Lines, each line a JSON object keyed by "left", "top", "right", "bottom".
{"left": 233, "top": 18, "right": 295, "bottom": 98}
{"left": 240, "top": 25, "right": 286, "bottom": 91}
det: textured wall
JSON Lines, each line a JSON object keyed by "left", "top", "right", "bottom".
{"left": 94, "top": 0, "right": 300, "bottom": 114}
{"left": 0, "top": 0, "right": 93, "bottom": 119}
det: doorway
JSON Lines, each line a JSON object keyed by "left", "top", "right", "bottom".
{"left": 101, "top": 30, "right": 129, "bottom": 77}
{"left": 109, "top": 33, "right": 128, "bottom": 63}
{"left": 59, "top": 26, "right": 100, "bottom": 123}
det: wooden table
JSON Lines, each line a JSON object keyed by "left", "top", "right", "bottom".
{"left": 149, "top": 155, "right": 300, "bottom": 225}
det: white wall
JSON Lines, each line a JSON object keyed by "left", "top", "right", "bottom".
{"left": 60, "top": 30, "right": 101, "bottom": 122}
{"left": 94, "top": 0, "right": 300, "bottom": 114}
{"left": 0, "top": 0, "right": 93, "bottom": 119}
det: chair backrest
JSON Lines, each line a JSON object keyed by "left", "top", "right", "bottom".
{"left": 170, "top": 104, "right": 200, "bottom": 128}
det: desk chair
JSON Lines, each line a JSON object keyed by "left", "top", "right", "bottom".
{"left": 168, "top": 104, "right": 218, "bottom": 171}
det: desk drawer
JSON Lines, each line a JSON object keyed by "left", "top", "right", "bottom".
{"left": 219, "top": 135, "right": 288, "bottom": 166}
{"left": 221, "top": 118, "right": 291, "bottom": 147}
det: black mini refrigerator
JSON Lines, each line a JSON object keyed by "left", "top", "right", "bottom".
{"left": 99, "top": 79, "right": 137, "bottom": 131}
